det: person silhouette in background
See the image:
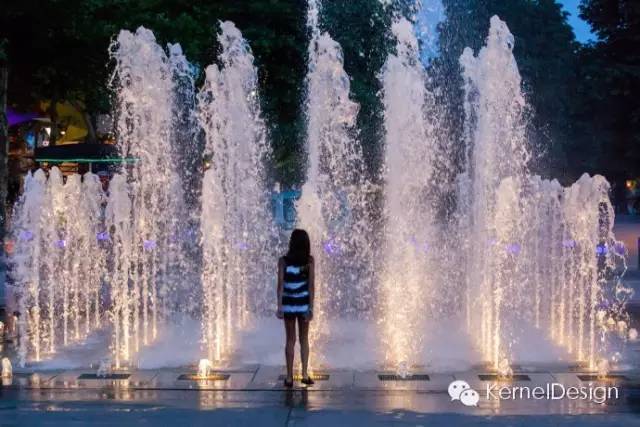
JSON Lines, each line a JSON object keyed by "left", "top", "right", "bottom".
{"left": 277, "top": 229, "right": 315, "bottom": 388}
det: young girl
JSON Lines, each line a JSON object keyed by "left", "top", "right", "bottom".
{"left": 276, "top": 229, "right": 315, "bottom": 387}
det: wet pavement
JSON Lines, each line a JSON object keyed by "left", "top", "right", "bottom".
{"left": 2, "top": 364, "right": 640, "bottom": 426}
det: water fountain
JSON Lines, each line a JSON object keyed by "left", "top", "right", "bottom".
{"left": 4, "top": 4, "right": 633, "bottom": 377}
{"left": 457, "top": 16, "right": 630, "bottom": 372}
{"left": 109, "top": 26, "right": 187, "bottom": 366}
{"left": 378, "top": 16, "right": 447, "bottom": 368}
{"left": 1, "top": 357, "right": 12, "bottom": 378}
{"left": 297, "top": 0, "right": 376, "bottom": 363}
{"left": 198, "top": 21, "right": 277, "bottom": 363}
{"left": 10, "top": 168, "right": 105, "bottom": 365}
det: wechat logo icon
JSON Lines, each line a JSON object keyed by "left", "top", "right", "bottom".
{"left": 448, "top": 380, "right": 480, "bottom": 407}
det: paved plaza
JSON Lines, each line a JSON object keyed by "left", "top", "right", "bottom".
{"left": 2, "top": 362, "right": 640, "bottom": 426}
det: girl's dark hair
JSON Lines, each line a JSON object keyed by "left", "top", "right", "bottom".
{"left": 286, "top": 229, "right": 311, "bottom": 265}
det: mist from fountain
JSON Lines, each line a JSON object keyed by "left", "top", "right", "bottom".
{"left": 198, "top": 21, "right": 278, "bottom": 363}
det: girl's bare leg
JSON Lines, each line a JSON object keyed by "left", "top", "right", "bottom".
{"left": 298, "top": 317, "right": 310, "bottom": 378}
{"left": 284, "top": 318, "right": 296, "bottom": 381}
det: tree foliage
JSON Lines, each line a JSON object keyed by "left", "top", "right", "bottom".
{"left": 0, "top": 0, "right": 637, "bottom": 185}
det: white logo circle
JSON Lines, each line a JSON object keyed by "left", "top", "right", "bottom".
{"left": 448, "top": 380, "right": 471, "bottom": 401}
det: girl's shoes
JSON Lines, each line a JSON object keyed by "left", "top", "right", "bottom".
{"left": 301, "top": 376, "right": 315, "bottom": 386}
{"left": 284, "top": 378, "right": 293, "bottom": 388}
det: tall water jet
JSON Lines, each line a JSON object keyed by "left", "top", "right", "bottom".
{"left": 378, "top": 17, "right": 445, "bottom": 368}
{"left": 110, "top": 27, "right": 184, "bottom": 364}
{"left": 12, "top": 170, "right": 47, "bottom": 363}
{"left": 458, "top": 16, "right": 631, "bottom": 371}
{"left": 104, "top": 174, "right": 133, "bottom": 368}
{"left": 458, "top": 16, "right": 531, "bottom": 369}
{"left": 198, "top": 21, "right": 276, "bottom": 362}
{"left": 298, "top": 0, "right": 375, "bottom": 362}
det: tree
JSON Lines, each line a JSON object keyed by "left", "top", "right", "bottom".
{"left": 435, "top": 0, "right": 582, "bottom": 182}
{"left": 579, "top": 0, "right": 640, "bottom": 181}
{"left": 0, "top": 39, "right": 7, "bottom": 256}
{"left": 319, "top": 0, "right": 395, "bottom": 178}
{"left": 0, "top": 0, "right": 308, "bottom": 184}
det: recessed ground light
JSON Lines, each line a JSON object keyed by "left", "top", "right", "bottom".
{"left": 178, "top": 373, "right": 230, "bottom": 381}
{"left": 378, "top": 374, "right": 430, "bottom": 381}
{"left": 478, "top": 374, "right": 531, "bottom": 381}
{"left": 78, "top": 373, "right": 131, "bottom": 380}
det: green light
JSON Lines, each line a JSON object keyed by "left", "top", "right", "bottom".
{"left": 35, "top": 158, "right": 139, "bottom": 164}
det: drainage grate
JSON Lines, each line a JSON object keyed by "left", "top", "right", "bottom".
{"left": 278, "top": 373, "right": 330, "bottom": 381}
{"left": 178, "top": 373, "right": 230, "bottom": 381}
{"left": 78, "top": 373, "right": 131, "bottom": 380}
{"left": 378, "top": 374, "right": 430, "bottom": 381}
{"left": 478, "top": 374, "right": 531, "bottom": 381}
{"left": 577, "top": 374, "right": 628, "bottom": 382}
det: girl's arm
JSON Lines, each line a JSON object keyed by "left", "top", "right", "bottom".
{"left": 276, "top": 257, "right": 284, "bottom": 318}
{"left": 308, "top": 256, "right": 315, "bottom": 320}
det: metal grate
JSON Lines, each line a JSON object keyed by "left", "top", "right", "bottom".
{"left": 478, "top": 374, "right": 531, "bottom": 381}
{"left": 577, "top": 374, "right": 628, "bottom": 382}
{"left": 78, "top": 373, "right": 131, "bottom": 380}
{"left": 378, "top": 374, "right": 430, "bottom": 381}
{"left": 178, "top": 373, "right": 230, "bottom": 381}
{"left": 278, "top": 373, "right": 330, "bottom": 381}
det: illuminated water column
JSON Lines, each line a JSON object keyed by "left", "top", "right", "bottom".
{"left": 459, "top": 16, "right": 529, "bottom": 369}
{"left": 379, "top": 17, "right": 443, "bottom": 368}
{"left": 298, "top": 0, "right": 375, "bottom": 363}
{"left": 198, "top": 21, "right": 276, "bottom": 362}
{"left": 110, "top": 26, "right": 184, "bottom": 362}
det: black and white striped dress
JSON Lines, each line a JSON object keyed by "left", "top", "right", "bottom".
{"left": 282, "top": 257, "right": 310, "bottom": 315}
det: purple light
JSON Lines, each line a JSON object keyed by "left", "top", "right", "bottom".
{"left": 615, "top": 242, "right": 625, "bottom": 255}
{"left": 96, "top": 231, "right": 110, "bottom": 241}
{"left": 19, "top": 230, "right": 34, "bottom": 241}
{"left": 143, "top": 239, "right": 157, "bottom": 251}
{"left": 595, "top": 244, "right": 608, "bottom": 255}
{"left": 54, "top": 239, "right": 66, "bottom": 249}
{"left": 236, "top": 242, "right": 249, "bottom": 251}
{"left": 562, "top": 239, "right": 576, "bottom": 248}
{"left": 323, "top": 239, "right": 340, "bottom": 255}
{"left": 506, "top": 243, "right": 521, "bottom": 255}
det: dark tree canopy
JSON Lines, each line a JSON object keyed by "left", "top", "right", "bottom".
{"left": 0, "top": 0, "right": 637, "bottom": 186}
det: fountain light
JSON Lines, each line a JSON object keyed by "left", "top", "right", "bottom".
{"left": 96, "top": 231, "right": 110, "bottom": 241}
{"left": 596, "top": 358, "right": 610, "bottom": 379}
{"left": 396, "top": 361, "right": 409, "bottom": 379}
{"left": 596, "top": 244, "right": 608, "bottom": 255}
{"left": 323, "top": 239, "right": 340, "bottom": 255}
{"left": 617, "top": 320, "right": 627, "bottom": 337}
{"left": 143, "top": 239, "right": 156, "bottom": 251}
{"left": 505, "top": 243, "right": 521, "bottom": 255}
{"left": 18, "top": 230, "right": 33, "bottom": 241}
{"left": 1, "top": 357, "right": 12, "bottom": 378}
{"left": 497, "top": 358, "right": 513, "bottom": 379}
{"left": 198, "top": 359, "right": 212, "bottom": 379}
{"left": 54, "top": 239, "right": 66, "bottom": 248}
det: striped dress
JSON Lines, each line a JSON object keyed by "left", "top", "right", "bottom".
{"left": 281, "top": 257, "right": 310, "bottom": 315}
